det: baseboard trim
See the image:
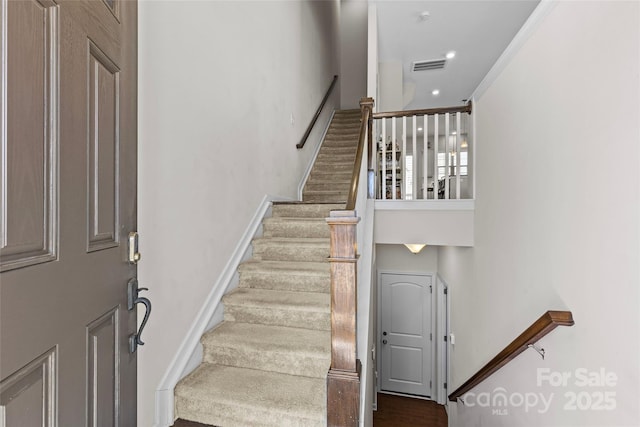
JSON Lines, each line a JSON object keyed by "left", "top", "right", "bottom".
{"left": 153, "top": 194, "right": 292, "bottom": 427}
{"left": 298, "top": 110, "right": 335, "bottom": 200}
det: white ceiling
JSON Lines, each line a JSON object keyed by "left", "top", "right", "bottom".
{"left": 376, "top": 0, "right": 540, "bottom": 109}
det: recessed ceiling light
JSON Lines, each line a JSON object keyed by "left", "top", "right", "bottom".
{"left": 446, "top": 51, "right": 456, "bottom": 59}
{"left": 419, "top": 11, "right": 430, "bottom": 21}
{"left": 451, "top": 131, "right": 457, "bottom": 135}
{"left": 432, "top": 89, "right": 440, "bottom": 96}
{"left": 417, "top": 127, "right": 423, "bottom": 131}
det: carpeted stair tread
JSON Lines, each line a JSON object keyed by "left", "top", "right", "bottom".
{"left": 302, "top": 189, "right": 349, "bottom": 203}
{"left": 271, "top": 202, "right": 344, "bottom": 218}
{"left": 252, "top": 237, "right": 329, "bottom": 262}
{"left": 238, "top": 260, "right": 330, "bottom": 293}
{"left": 318, "top": 146, "right": 358, "bottom": 155}
{"left": 175, "top": 364, "right": 325, "bottom": 427}
{"left": 202, "top": 322, "right": 330, "bottom": 378}
{"left": 223, "top": 288, "right": 330, "bottom": 330}
{"left": 316, "top": 153, "right": 356, "bottom": 162}
{"left": 262, "top": 217, "right": 329, "bottom": 238}
{"left": 314, "top": 160, "right": 354, "bottom": 172}
{"left": 303, "top": 181, "right": 351, "bottom": 192}
{"left": 308, "top": 173, "right": 352, "bottom": 184}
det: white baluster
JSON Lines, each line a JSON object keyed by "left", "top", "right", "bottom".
{"left": 412, "top": 115, "right": 417, "bottom": 200}
{"left": 423, "top": 115, "right": 428, "bottom": 199}
{"left": 444, "top": 113, "right": 450, "bottom": 200}
{"left": 381, "top": 118, "right": 386, "bottom": 200}
{"left": 434, "top": 114, "right": 439, "bottom": 200}
{"left": 392, "top": 117, "right": 397, "bottom": 200}
{"left": 456, "top": 111, "right": 461, "bottom": 199}
{"left": 402, "top": 116, "right": 407, "bottom": 200}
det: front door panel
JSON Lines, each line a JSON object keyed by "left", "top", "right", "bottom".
{"left": 0, "top": 0, "right": 137, "bottom": 425}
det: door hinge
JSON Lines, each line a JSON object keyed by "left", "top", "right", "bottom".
{"left": 430, "top": 333, "right": 432, "bottom": 341}
{"left": 430, "top": 285, "right": 432, "bottom": 293}
{"left": 430, "top": 380, "right": 432, "bottom": 389}
{"left": 444, "top": 382, "right": 448, "bottom": 389}
{"left": 444, "top": 288, "right": 448, "bottom": 295}
{"left": 444, "top": 335, "right": 447, "bottom": 342}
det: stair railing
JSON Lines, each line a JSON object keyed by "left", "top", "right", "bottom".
{"left": 326, "top": 97, "right": 374, "bottom": 427}
{"left": 372, "top": 103, "right": 472, "bottom": 200}
{"left": 296, "top": 75, "right": 339, "bottom": 149}
{"left": 346, "top": 98, "right": 374, "bottom": 210}
{"left": 449, "top": 310, "right": 575, "bottom": 402}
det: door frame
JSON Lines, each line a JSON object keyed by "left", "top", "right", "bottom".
{"left": 435, "top": 274, "right": 450, "bottom": 404}
{"left": 376, "top": 270, "right": 437, "bottom": 398}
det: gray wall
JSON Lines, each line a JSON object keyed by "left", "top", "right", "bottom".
{"left": 340, "top": 0, "right": 368, "bottom": 108}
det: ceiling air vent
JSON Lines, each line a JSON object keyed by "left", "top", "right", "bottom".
{"left": 412, "top": 59, "right": 446, "bottom": 72}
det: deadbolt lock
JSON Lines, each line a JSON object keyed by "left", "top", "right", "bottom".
{"left": 128, "top": 232, "right": 141, "bottom": 264}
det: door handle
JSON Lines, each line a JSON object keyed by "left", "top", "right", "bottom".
{"left": 127, "top": 278, "right": 151, "bottom": 353}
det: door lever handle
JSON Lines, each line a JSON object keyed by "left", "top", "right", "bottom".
{"left": 127, "top": 278, "right": 152, "bottom": 353}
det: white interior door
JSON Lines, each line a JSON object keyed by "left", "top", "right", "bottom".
{"left": 379, "top": 272, "right": 433, "bottom": 397}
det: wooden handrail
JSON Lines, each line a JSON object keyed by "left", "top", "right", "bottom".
{"left": 345, "top": 97, "right": 374, "bottom": 210}
{"left": 296, "top": 75, "right": 339, "bottom": 149}
{"left": 448, "top": 310, "right": 574, "bottom": 402}
{"left": 372, "top": 101, "right": 472, "bottom": 120}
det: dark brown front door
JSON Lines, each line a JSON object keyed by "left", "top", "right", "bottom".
{"left": 0, "top": 0, "right": 138, "bottom": 425}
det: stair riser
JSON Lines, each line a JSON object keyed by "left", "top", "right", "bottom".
{"left": 203, "top": 346, "right": 330, "bottom": 379}
{"left": 252, "top": 242, "right": 329, "bottom": 262}
{"left": 263, "top": 221, "right": 330, "bottom": 238}
{"left": 223, "top": 304, "right": 330, "bottom": 331}
{"left": 271, "top": 204, "right": 344, "bottom": 218}
{"left": 239, "top": 271, "right": 330, "bottom": 293}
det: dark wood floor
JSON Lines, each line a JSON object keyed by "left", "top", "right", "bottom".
{"left": 172, "top": 392, "right": 447, "bottom": 427}
{"left": 373, "top": 393, "right": 447, "bottom": 427}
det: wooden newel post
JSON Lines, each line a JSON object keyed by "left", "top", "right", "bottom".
{"left": 326, "top": 210, "right": 360, "bottom": 427}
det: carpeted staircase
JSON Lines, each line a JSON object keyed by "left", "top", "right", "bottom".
{"left": 174, "top": 109, "right": 362, "bottom": 427}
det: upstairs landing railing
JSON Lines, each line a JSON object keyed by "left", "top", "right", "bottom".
{"left": 373, "top": 103, "right": 472, "bottom": 201}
